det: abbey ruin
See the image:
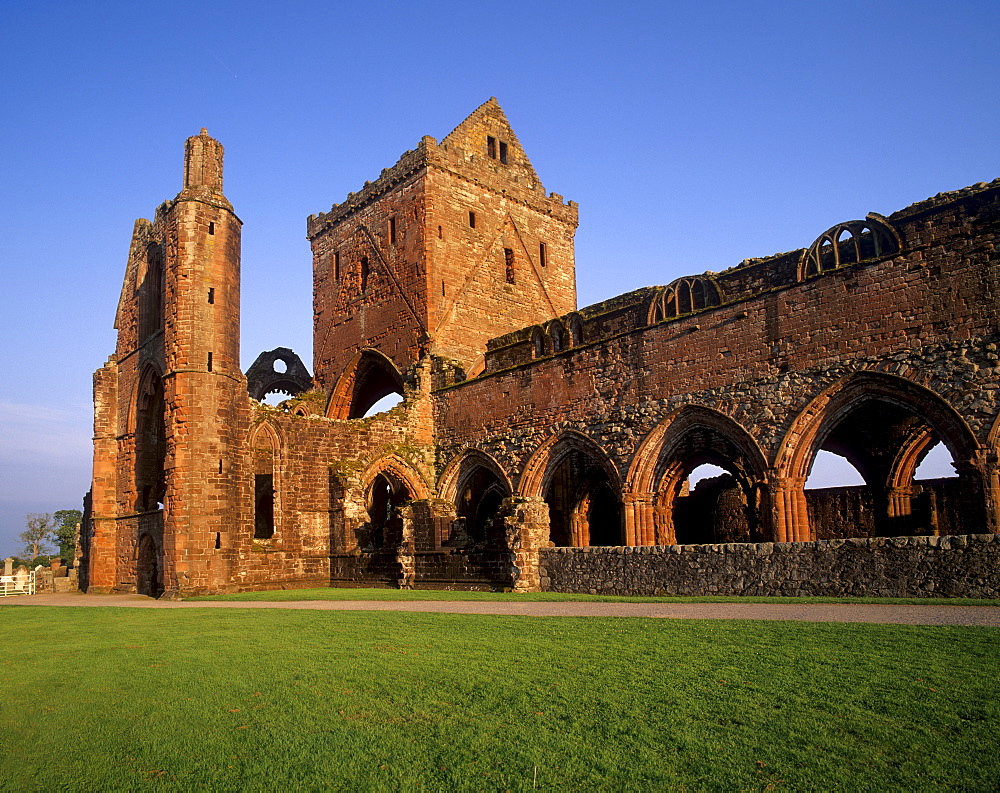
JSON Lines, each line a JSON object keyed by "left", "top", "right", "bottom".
{"left": 83, "top": 100, "right": 1000, "bottom": 598}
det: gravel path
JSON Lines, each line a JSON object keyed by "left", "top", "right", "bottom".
{"left": 4, "top": 592, "right": 1000, "bottom": 626}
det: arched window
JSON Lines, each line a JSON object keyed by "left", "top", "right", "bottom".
{"left": 548, "top": 320, "right": 567, "bottom": 353}
{"left": 568, "top": 314, "right": 584, "bottom": 346}
{"left": 802, "top": 217, "right": 900, "bottom": 278}
{"left": 649, "top": 277, "right": 722, "bottom": 324}
{"left": 138, "top": 244, "right": 164, "bottom": 341}
{"left": 134, "top": 368, "right": 166, "bottom": 512}
{"left": 531, "top": 326, "right": 546, "bottom": 358}
{"left": 328, "top": 350, "right": 405, "bottom": 420}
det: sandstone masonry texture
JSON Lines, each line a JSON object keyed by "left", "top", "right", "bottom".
{"left": 84, "top": 102, "right": 1000, "bottom": 598}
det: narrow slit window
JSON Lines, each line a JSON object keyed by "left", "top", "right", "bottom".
{"left": 499, "top": 141, "right": 508, "bottom": 164}
{"left": 208, "top": 287, "right": 215, "bottom": 304}
{"left": 442, "top": 280, "right": 446, "bottom": 296}
{"left": 208, "top": 222, "right": 215, "bottom": 235}
{"left": 334, "top": 252, "right": 340, "bottom": 280}
{"left": 218, "top": 459, "right": 223, "bottom": 474}
{"left": 504, "top": 248, "right": 515, "bottom": 284}
{"left": 214, "top": 532, "right": 221, "bottom": 549}
{"left": 207, "top": 352, "right": 213, "bottom": 372}
{"left": 389, "top": 217, "right": 397, "bottom": 245}
{"left": 437, "top": 225, "right": 443, "bottom": 239}
{"left": 487, "top": 136, "right": 497, "bottom": 159}
{"left": 469, "top": 211, "right": 476, "bottom": 228}
{"left": 539, "top": 242, "right": 547, "bottom": 268}
{"left": 360, "top": 256, "right": 369, "bottom": 292}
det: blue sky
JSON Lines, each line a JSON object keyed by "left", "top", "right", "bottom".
{"left": 1, "top": 0, "right": 997, "bottom": 557}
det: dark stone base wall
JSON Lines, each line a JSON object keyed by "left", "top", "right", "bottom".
{"left": 538, "top": 534, "right": 1000, "bottom": 598}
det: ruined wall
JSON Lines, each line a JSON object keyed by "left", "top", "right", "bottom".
{"left": 539, "top": 534, "right": 1000, "bottom": 598}
{"left": 433, "top": 183, "right": 1000, "bottom": 542}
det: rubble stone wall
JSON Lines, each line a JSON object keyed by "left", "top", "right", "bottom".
{"left": 539, "top": 534, "right": 1000, "bottom": 598}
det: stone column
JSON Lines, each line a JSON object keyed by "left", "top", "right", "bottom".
{"left": 768, "top": 477, "right": 810, "bottom": 542}
{"left": 3, "top": 558, "right": 12, "bottom": 577}
{"left": 623, "top": 494, "right": 656, "bottom": 545}
{"left": 397, "top": 503, "right": 418, "bottom": 589}
{"left": 499, "top": 497, "right": 550, "bottom": 592}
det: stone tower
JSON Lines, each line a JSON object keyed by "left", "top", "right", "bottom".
{"left": 307, "top": 99, "right": 579, "bottom": 413}
{"left": 89, "top": 130, "right": 247, "bottom": 596}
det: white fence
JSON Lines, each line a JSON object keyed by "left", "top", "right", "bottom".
{"left": 0, "top": 569, "right": 37, "bottom": 596}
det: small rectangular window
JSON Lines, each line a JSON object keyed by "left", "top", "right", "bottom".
{"left": 499, "top": 141, "right": 508, "bottom": 165}
{"left": 208, "top": 287, "right": 215, "bottom": 304}
{"left": 334, "top": 252, "right": 340, "bottom": 280}
{"left": 389, "top": 216, "right": 397, "bottom": 245}
{"left": 539, "top": 242, "right": 547, "bottom": 268}
{"left": 215, "top": 532, "right": 221, "bottom": 549}
{"left": 218, "top": 459, "right": 223, "bottom": 474}
{"left": 487, "top": 136, "right": 497, "bottom": 159}
{"left": 207, "top": 352, "right": 213, "bottom": 372}
{"left": 504, "top": 248, "right": 515, "bottom": 284}
{"left": 469, "top": 211, "right": 476, "bottom": 228}
{"left": 208, "top": 222, "right": 215, "bottom": 235}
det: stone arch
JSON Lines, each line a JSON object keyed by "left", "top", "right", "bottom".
{"left": 136, "top": 532, "right": 163, "bottom": 598}
{"left": 246, "top": 347, "right": 312, "bottom": 402}
{"left": 519, "top": 431, "right": 624, "bottom": 546}
{"left": 530, "top": 326, "right": 546, "bottom": 358}
{"left": 547, "top": 319, "right": 568, "bottom": 353}
{"left": 626, "top": 405, "right": 770, "bottom": 545}
{"left": 800, "top": 215, "right": 901, "bottom": 279}
{"left": 358, "top": 455, "right": 429, "bottom": 551}
{"left": 777, "top": 371, "right": 985, "bottom": 539}
{"left": 132, "top": 365, "right": 166, "bottom": 513}
{"left": 647, "top": 277, "right": 722, "bottom": 325}
{"left": 326, "top": 349, "right": 405, "bottom": 420}
{"left": 250, "top": 421, "right": 283, "bottom": 540}
{"left": 567, "top": 313, "right": 584, "bottom": 346}
{"left": 438, "top": 449, "right": 513, "bottom": 544}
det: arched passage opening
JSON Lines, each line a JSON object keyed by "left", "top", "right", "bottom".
{"left": 658, "top": 430, "right": 765, "bottom": 545}
{"left": 527, "top": 436, "right": 623, "bottom": 547}
{"left": 328, "top": 350, "right": 405, "bottom": 420}
{"left": 363, "top": 471, "right": 414, "bottom": 551}
{"left": 457, "top": 466, "right": 510, "bottom": 545}
{"left": 134, "top": 368, "right": 166, "bottom": 513}
{"left": 136, "top": 533, "right": 163, "bottom": 598}
{"left": 627, "top": 408, "right": 769, "bottom": 546}
{"left": 783, "top": 374, "right": 985, "bottom": 539}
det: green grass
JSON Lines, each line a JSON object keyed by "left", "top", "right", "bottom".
{"left": 187, "top": 586, "right": 1000, "bottom": 607}
{"left": 1, "top": 607, "right": 998, "bottom": 790}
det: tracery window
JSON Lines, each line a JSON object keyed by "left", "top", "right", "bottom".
{"left": 648, "top": 277, "right": 722, "bottom": 324}
{"left": 802, "top": 218, "right": 899, "bottom": 278}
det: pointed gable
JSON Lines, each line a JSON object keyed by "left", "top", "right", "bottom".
{"left": 438, "top": 97, "right": 545, "bottom": 192}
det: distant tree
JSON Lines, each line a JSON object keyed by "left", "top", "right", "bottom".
{"left": 53, "top": 509, "right": 83, "bottom": 562}
{"left": 20, "top": 513, "right": 56, "bottom": 559}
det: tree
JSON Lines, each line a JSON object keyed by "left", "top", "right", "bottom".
{"left": 53, "top": 509, "right": 82, "bottom": 562}
{"left": 20, "top": 513, "right": 56, "bottom": 559}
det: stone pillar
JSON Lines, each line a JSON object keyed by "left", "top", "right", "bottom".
{"left": 3, "top": 558, "right": 12, "bottom": 577}
{"left": 981, "top": 450, "right": 1000, "bottom": 535}
{"left": 886, "top": 485, "right": 914, "bottom": 535}
{"left": 397, "top": 503, "right": 418, "bottom": 589}
{"left": 499, "top": 497, "right": 549, "bottom": 592}
{"left": 769, "top": 477, "right": 810, "bottom": 542}
{"left": 623, "top": 494, "right": 655, "bottom": 545}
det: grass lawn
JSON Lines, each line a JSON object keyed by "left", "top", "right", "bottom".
{"left": 188, "top": 586, "right": 1000, "bottom": 607}
{"left": 1, "top": 607, "right": 998, "bottom": 790}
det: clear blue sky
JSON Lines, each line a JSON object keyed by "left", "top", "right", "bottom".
{"left": 1, "top": 0, "right": 997, "bottom": 557}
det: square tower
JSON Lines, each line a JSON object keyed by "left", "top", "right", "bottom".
{"left": 307, "top": 99, "right": 579, "bottom": 394}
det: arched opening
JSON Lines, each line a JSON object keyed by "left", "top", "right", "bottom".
{"left": 365, "top": 472, "right": 412, "bottom": 551}
{"left": 531, "top": 326, "right": 546, "bottom": 358}
{"left": 136, "top": 534, "right": 162, "bottom": 598}
{"left": 801, "top": 395, "right": 976, "bottom": 539}
{"left": 639, "top": 412, "right": 768, "bottom": 546}
{"left": 541, "top": 442, "right": 623, "bottom": 547}
{"left": 138, "top": 244, "right": 163, "bottom": 342}
{"left": 134, "top": 369, "right": 166, "bottom": 512}
{"left": 329, "top": 351, "right": 406, "bottom": 420}
{"left": 252, "top": 425, "right": 279, "bottom": 539}
{"left": 456, "top": 465, "right": 510, "bottom": 544}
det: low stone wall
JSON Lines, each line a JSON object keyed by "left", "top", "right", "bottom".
{"left": 538, "top": 534, "right": 1000, "bottom": 598}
